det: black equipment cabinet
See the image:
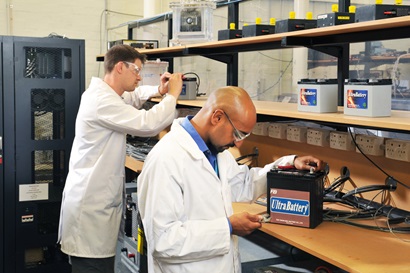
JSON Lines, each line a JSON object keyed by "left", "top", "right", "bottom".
{"left": 0, "top": 36, "right": 85, "bottom": 273}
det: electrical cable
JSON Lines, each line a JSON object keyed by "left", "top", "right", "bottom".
{"left": 250, "top": 58, "right": 293, "bottom": 99}
{"left": 341, "top": 184, "right": 394, "bottom": 200}
{"left": 324, "top": 182, "right": 410, "bottom": 235}
{"left": 348, "top": 127, "right": 410, "bottom": 190}
{"left": 392, "top": 53, "right": 410, "bottom": 98}
{"left": 336, "top": 218, "right": 410, "bottom": 233}
{"left": 324, "top": 175, "right": 350, "bottom": 195}
{"left": 235, "top": 153, "right": 259, "bottom": 167}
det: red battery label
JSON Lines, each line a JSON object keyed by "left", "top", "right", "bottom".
{"left": 270, "top": 188, "right": 311, "bottom": 228}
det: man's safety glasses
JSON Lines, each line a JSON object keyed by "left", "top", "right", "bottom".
{"left": 123, "top": 61, "right": 141, "bottom": 76}
{"left": 223, "top": 111, "right": 251, "bottom": 142}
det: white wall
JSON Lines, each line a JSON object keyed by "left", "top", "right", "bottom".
{"left": 0, "top": 0, "right": 147, "bottom": 87}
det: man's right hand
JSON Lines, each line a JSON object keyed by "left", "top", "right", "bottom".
{"left": 229, "top": 212, "right": 262, "bottom": 236}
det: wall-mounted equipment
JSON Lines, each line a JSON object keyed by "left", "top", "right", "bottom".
{"left": 169, "top": 0, "right": 216, "bottom": 46}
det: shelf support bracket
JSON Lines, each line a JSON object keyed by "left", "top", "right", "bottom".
{"left": 282, "top": 36, "right": 349, "bottom": 106}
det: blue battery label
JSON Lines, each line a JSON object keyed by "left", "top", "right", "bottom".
{"left": 346, "top": 89, "right": 368, "bottom": 109}
{"left": 270, "top": 197, "right": 310, "bottom": 216}
{"left": 299, "top": 88, "right": 317, "bottom": 106}
{"left": 181, "top": 84, "right": 187, "bottom": 95}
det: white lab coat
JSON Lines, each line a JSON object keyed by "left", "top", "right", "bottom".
{"left": 58, "top": 77, "right": 177, "bottom": 258}
{"left": 137, "top": 118, "right": 295, "bottom": 273}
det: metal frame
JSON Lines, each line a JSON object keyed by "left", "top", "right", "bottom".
{"left": 0, "top": 36, "right": 3, "bottom": 273}
{"left": 122, "top": 0, "right": 410, "bottom": 121}
{"left": 127, "top": 0, "right": 249, "bottom": 85}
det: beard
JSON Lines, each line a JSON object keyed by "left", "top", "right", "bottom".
{"left": 208, "top": 140, "right": 235, "bottom": 154}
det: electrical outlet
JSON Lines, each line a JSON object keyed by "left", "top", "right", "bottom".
{"left": 355, "top": 134, "right": 385, "bottom": 156}
{"left": 268, "top": 123, "right": 287, "bottom": 139}
{"left": 307, "top": 128, "right": 330, "bottom": 147}
{"left": 385, "top": 139, "right": 410, "bottom": 162}
{"left": 330, "top": 131, "right": 355, "bottom": 151}
{"left": 21, "top": 214, "right": 34, "bottom": 223}
{"left": 252, "top": 122, "right": 270, "bottom": 136}
{"left": 286, "top": 125, "right": 307, "bottom": 143}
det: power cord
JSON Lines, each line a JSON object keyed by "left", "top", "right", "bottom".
{"left": 348, "top": 127, "right": 409, "bottom": 190}
{"left": 235, "top": 147, "right": 259, "bottom": 167}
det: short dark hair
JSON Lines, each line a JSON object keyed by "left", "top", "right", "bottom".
{"left": 104, "top": 44, "right": 147, "bottom": 74}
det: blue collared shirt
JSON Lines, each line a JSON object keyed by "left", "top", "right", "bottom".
{"left": 181, "top": 116, "right": 218, "bottom": 173}
{"left": 180, "top": 116, "right": 232, "bottom": 233}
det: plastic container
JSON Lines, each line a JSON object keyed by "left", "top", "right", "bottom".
{"left": 140, "top": 60, "right": 168, "bottom": 86}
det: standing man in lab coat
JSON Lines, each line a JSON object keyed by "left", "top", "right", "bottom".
{"left": 58, "top": 44, "right": 183, "bottom": 273}
{"left": 137, "top": 86, "right": 325, "bottom": 273}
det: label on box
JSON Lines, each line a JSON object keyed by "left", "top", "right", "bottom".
{"left": 270, "top": 188, "right": 310, "bottom": 227}
{"left": 346, "top": 89, "right": 368, "bottom": 109}
{"left": 181, "top": 83, "right": 187, "bottom": 96}
{"left": 299, "top": 88, "right": 317, "bottom": 106}
{"left": 338, "top": 16, "right": 351, "bottom": 20}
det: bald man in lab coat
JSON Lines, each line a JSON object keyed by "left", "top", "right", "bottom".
{"left": 138, "top": 86, "right": 325, "bottom": 273}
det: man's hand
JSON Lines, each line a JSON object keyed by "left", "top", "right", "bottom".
{"left": 229, "top": 212, "right": 262, "bottom": 236}
{"left": 294, "top": 156, "right": 326, "bottom": 172}
{"left": 166, "top": 73, "right": 183, "bottom": 99}
{"left": 158, "top": 72, "right": 172, "bottom": 95}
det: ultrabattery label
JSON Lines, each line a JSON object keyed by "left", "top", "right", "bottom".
{"left": 299, "top": 88, "right": 317, "bottom": 106}
{"left": 346, "top": 89, "right": 368, "bottom": 109}
{"left": 270, "top": 188, "right": 311, "bottom": 227}
{"left": 270, "top": 197, "right": 309, "bottom": 216}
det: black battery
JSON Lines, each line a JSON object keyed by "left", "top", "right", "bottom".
{"left": 275, "top": 19, "right": 317, "bottom": 33}
{"left": 355, "top": 4, "right": 410, "bottom": 22}
{"left": 267, "top": 168, "right": 325, "bottom": 228}
{"left": 218, "top": 29, "right": 242, "bottom": 41}
{"left": 317, "top": 12, "right": 355, "bottom": 27}
{"left": 242, "top": 24, "right": 275, "bottom": 37}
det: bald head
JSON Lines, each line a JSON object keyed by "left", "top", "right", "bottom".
{"left": 204, "top": 86, "right": 256, "bottom": 123}
{"left": 190, "top": 86, "right": 256, "bottom": 149}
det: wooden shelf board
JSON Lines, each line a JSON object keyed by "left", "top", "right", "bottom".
{"left": 233, "top": 202, "right": 410, "bottom": 273}
{"left": 125, "top": 155, "right": 144, "bottom": 173}
{"left": 253, "top": 101, "right": 410, "bottom": 132}
{"left": 152, "top": 98, "right": 410, "bottom": 132}
{"left": 97, "top": 17, "right": 410, "bottom": 62}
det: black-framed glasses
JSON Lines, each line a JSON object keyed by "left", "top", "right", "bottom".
{"left": 223, "top": 111, "right": 251, "bottom": 141}
{"left": 123, "top": 61, "right": 141, "bottom": 75}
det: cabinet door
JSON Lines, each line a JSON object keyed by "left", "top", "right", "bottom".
{"left": 3, "top": 36, "right": 84, "bottom": 273}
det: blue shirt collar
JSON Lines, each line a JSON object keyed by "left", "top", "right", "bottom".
{"left": 181, "top": 116, "right": 218, "bottom": 173}
{"left": 181, "top": 116, "right": 209, "bottom": 153}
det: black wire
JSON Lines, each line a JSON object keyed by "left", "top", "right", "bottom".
{"left": 348, "top": 127, "right": 389, "bottom": 176}
{"left": 323, "top": 208, "right": 382, "bottom": 219}
{"left": 183, "top": 72, "right": 202, "bottom": 96}
{"left": 348, "top": 127, "right": 410, "bottom": 190}
{"left": 324, "top": 176, "right": 350, "bottom": 194}
{"left": 342, "top": 185, "right": 393, "bottom": 199}
{"left": 235, "top": 153, "right": 259, "bottom": 162}
{"left": 334, "top": 219, "right": 410, "bottom": 233}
